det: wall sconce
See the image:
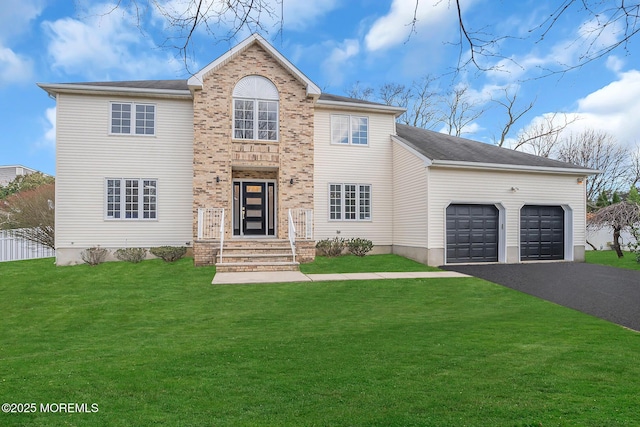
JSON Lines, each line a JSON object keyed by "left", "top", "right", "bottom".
{"left": 577, "top": 177, "right": 584, "bottom": 184}
{"left": 289, "top": 178, "right": 294, "bottom": 185}
{"left": 216, "top": 176, "right": 220, "bottom": 183}
{"left": 510, "top": 186, "right": 519, "bottom": 192}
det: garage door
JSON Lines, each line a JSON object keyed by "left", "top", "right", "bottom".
{"left": 446, "top": 204, "right": 499, "bottom": 263}
{"left": 520, "top": 205, "right": 564, "bottom": 261}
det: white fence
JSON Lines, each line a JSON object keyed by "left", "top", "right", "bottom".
{"left": 0, "top": 229, "right": 55, "bottom": 262}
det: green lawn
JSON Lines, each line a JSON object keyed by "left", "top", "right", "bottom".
{"left": 1, "top": 257, "right": 640, "bottom": 426}
{"left": 300, "top": 254, "right": 441, "bottom": 273}
{"left": 586, "top": 250, "right": 640, "bottom": 270}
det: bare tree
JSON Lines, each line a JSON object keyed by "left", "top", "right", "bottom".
{"left": 345, "top": 81, "right": 374, "bottom": 101}
{"left": 555, "top": 129, "right": 631, "bottom": 203}
{"left": 630, "top": 147, "right": 640, "bottom": 187}
{"left": 441, "top": 84, "right": 485, "bottom": 137}
{"left": 446, "top": 0, "right": 640, "bottom": 75}
{"left": 492, "top": 87, "right": 535, "bottom": 147}
{"left": 588, "top": 201, "right": 640, "bottom": 258}
{"left": 513, "top": 113, "right": 579, "bottom": 156}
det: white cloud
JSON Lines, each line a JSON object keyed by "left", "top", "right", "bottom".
{"left": 606, "top": 55, "right": 624, "bottom": 73}
{"left": 364, "top": 0, "right": 477, "bottom": 52}
{"left": 517, "top": 69, "right": 640, "bottom": 149}
{"left": 282, "top": 0, "right": 341, "bottom": 30}
{"left": 0, "top": 45, "right": 33, "bottom": 85}
{"left": 321, "top": 39, "right": 360, "bottom": 86}
{"left": 42, "top": 3, "right": 181, "bottom": 80}
{"left": 0, "top": 0, "right": 44, "bottom": 42}
{"left": 39, "top": 107, "right": 57, "bottom": 150}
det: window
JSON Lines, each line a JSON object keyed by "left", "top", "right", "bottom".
{"left": 106, "top": 178, "right": 157, "bottom": 219}
{"left": 233, "top": 76, "right": 279, "bottom": 141}
{"left": 111, "top": 103, "right": 155, "bottom": 135}
{"left": 331, "top": 115, "right": 368, "bottom": 145}
{"left": 329, "top": 184, "right": 371, "bottom": 221}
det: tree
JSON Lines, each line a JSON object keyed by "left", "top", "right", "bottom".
{"left": 512, "top": 113, "right": 578, "bottom": 156}
{"left": 0, "top": 183, "right": 55, "bottom": 249}
{"left": 492, "top": 87, "right": 535, "bottom": 147}
{"left": 0, "top": 172, "right": 55, "bottom": 200}
{"left": 441, "top": 84, "right": 485, "bottom": 137}
{"left": 628, "top": 186, "right": 640, "bottom": 204}
{"left": 447, "top": 0, "right": 640, "bottom": 75}
{"left": 554, "top": 129, "right": 631, "bottom": 204}
{"left": 589, "top": 201, "right": 640, "bottom": 258}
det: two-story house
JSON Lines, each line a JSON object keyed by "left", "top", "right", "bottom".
{"left": 39, "top": 34, "right": 596, "bottom": 270}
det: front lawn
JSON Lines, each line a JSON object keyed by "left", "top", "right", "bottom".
{"left": 300, "top": 253, "right": 440, "bottom": 274}
{"left": 586, "top": 250, "right": 640, "bottom": 270}
{"left": 1, "top": 257, "right": 640, "bottom": 426}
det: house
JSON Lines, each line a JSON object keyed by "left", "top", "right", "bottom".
{"left": 0, "top": 165, "right": 41, "bottom": 187}
{"left": 38, "top": 34, "right": 596, "bottom": 270}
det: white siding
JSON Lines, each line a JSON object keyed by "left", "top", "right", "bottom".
{"left": 55, "top": 93, "right": 193, "bottom": 253}
{"left": 428, "top": 167, "right": 587, "bottom": 258}
{"left": 391, "top": 141, "right": 429, "bottom": 247}
{"left": 314, "top": 109, "right": 396, "bottom": 244}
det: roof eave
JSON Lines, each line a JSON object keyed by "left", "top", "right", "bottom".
{"left": 37, "top": 83, "right": 193, "bottom": 99}
{"left": 430, "top": 159, "right": 600, "bottom": 175}
{"left": 317, "top": 99, "right": 406, "bottom": 116}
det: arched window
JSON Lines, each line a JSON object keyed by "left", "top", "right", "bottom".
{"left": 233, "top": 75, "right": 279, "bottom": 141}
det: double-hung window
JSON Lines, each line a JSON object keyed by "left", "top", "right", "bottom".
{"left": 331, "top": 115, "right": 368, "bottom": 145}
{"left": 106, "top": 178, "right": 157, "bottom": 220}
{"left": 232, "top": 75, "right": 279, "bottom": 141}
{"left": 329, "top": 183, "right": 371, "bottom": 221}
{"left": 111, "top": 102, "right": 155, "bottom": 135}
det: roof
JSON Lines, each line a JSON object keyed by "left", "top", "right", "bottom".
{"left": 394, "top": 124, "right": 598, "bottom": 175}
{"left": 38, "top": 80, "right": 191, "bottom": 98}
{"left": 317, "top": 93, "right": 405, "bottom": 115}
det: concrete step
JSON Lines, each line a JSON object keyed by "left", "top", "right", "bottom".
{"left": 215, "top": 261, "right": 300, "bottom": 273}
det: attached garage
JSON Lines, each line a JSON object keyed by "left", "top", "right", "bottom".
{"left": 446, "top": 204, "right": 499, "bottom": 263}
{"left": 520, "top": 205, "right": 565, "bottom": 261}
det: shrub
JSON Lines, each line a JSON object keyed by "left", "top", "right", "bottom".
{"left": 81, "top": 246, "right": 109, "bottom": 266}
{"left": 114, "top": 247, "right": 148, "bottom": 263}
{"left": 316, "top": 237, "right": 346, "bottom": 257}
{"left": 347, "top": 238, "right": 373, "bottom": 257}
{"left": 150, "top": 246, "right": 187, "bottom": 262}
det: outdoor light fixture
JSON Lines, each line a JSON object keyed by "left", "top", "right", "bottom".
{"left": 511, "top": 186, "right": 519, "bottom": 192}
{"left": 289, "top": 178, "right": 294, "bottom": 185}
{"left": 216, "top": 176, "right": 220, "bottom": 183}
{"left": 577, "top": 177, "right": 584, "bottom": 183}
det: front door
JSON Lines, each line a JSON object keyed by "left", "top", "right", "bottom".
{"left": 242, "top": 182, "right": 266, "bottom": 235}
{"left": 233, "top": 181, "right": 276, "bottom": 237}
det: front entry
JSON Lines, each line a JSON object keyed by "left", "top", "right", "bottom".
{"left": 233, "top": 181, "right": 276, "bottom": 237}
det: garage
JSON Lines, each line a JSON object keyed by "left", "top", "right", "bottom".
{"left": 446, "top": 204, "right": 499, "bottom": 263}
{"left": 520, "top": 205, "right": 565, "bottom": 261}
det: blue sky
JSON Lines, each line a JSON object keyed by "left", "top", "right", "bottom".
{"left": 2, "top": 0, "right": 640, "bottom": 176}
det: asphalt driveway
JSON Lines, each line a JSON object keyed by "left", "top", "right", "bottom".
{"left": 442, "top": 262, "right": 640, "bottom": 331}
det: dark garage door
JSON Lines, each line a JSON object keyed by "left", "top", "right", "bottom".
{"left": 446, "top": 204, "right": 499, "bottom": 263}
{"left": 520, "top": 205, "right": 564, "bottom": 261}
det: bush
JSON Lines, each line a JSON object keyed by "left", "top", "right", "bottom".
{"left": 316, "top": 237, "right": 346, "bottom": 257}
{"left": 150, "top": 246, "right": 187, "bottom": 262}
{"left": 114, "top": 247, "right": 147, "bottom": 263}
{"left": 81, "top": 246, "right": 109, "bottom": 266}
{"left": 347, "top": 238, "right": 373, "bottom": 257}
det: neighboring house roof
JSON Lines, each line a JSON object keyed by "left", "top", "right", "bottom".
{"left": 394, "top": 124, "right": 598, "bottom": 175}
{"left": 0, "top": 165, "right": 49, "bottom": 187}
{"left": 187, "top": 33, "right": 321, "bottom": 97}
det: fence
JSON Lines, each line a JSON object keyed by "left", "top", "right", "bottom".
{"left": 0, "top": 229, "right": 55, "bottom": 262}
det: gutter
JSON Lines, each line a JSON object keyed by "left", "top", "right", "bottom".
{"left": 316, "top": 99, "right": 406, "bottom": 116}
{"left": 37, "top": 83, "right": 193, "bottom": 100}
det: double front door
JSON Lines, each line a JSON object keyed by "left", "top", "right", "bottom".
{"left": 233, "top": 181, "right": 276, "bottom": 236}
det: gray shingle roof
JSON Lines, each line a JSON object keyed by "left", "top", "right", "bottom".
{"left": 395, "top": 124, "right": 591, "bottom": 171}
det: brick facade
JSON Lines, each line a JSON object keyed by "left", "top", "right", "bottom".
{"left": 192, "top": 42, "right": 316, "bottom": 267}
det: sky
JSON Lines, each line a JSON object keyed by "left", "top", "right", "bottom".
{"left": 2, "top": 0, "right": 640, "bottom": 176}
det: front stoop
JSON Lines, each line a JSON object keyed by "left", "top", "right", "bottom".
{"left": 216, "top": 239, "right": 300, "bottom": 272}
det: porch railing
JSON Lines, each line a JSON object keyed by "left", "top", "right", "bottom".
{"left": 288, "top": 208, "right": 313, "bottom": 264}
{"left": 197, "top": 207, "right": 225, "bottom": 263}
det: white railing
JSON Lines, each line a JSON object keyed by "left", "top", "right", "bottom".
{"left": 0, "top": 228, "right": 55, "bottom": 262}
{"left": 288, "top": 209, "right": 296, "bottom": 263}
{"left": 289, "top": 208, "right": 313, "bottom": 240}
{"left": 197, "top": 208, "right": 225, "bottom": 263}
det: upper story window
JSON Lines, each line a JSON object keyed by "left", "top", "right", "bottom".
{"left": 233, "top": 76, "right": 279, "bottom": 141}
{"left": 111, "top": 102, "right": 155, "bottom": 136}
{"left": 331, "top": 115, "right": 369, "bottom": 146}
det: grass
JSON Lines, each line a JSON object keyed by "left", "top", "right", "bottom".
{"left": 1, "top": 257, "right": 640, "bottom": 426}
{"left": 300, "top": 253, "right": 441, "bottom": 274}
{"left": 586, "top": 250, "right": 640, "bottom": 271}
